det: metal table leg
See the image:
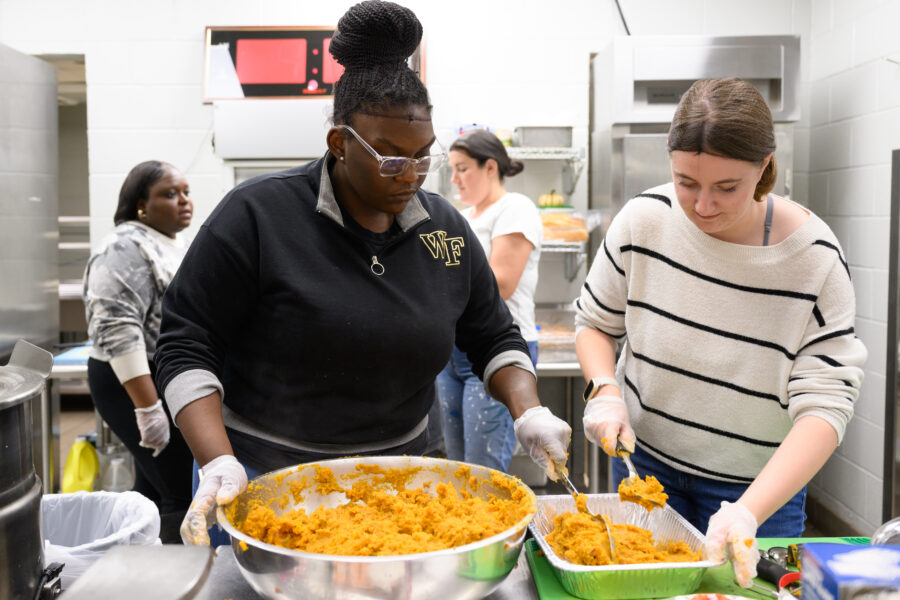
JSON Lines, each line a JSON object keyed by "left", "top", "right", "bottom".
{"left": 38, "top": 379, "right": 61, "bottom": 493}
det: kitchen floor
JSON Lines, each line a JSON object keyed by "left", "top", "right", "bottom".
{"left": 59, "top": 398, "right": 830, "bottom": 538}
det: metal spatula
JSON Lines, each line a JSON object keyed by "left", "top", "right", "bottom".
{"left": 558, "top": 471, "right": 617, "bottom": 562}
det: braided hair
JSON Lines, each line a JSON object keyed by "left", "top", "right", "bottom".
{"left": 330, "top": 0, "right": 431, "bottom": 125}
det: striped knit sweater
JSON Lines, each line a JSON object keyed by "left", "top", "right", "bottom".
{"left": 574, "top": 182, "right": 867, "bottom": 483}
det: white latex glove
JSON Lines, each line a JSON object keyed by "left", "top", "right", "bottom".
{"left": 582, "top": 395, "right": 635, "bottom": 456}
{"left": 134, "top": 399, "right": 170, "bottom": 457}
{"left": 181, "top": 454, "right": 248, "bottom": 546}
{"left": 513, "top": 406, "right": 572, "bottom": 480}
{"left": 705, "top": 500, "right": 759, "bottom": 587}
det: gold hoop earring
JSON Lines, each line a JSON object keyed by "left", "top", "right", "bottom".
{"left": 137, "top": 209, "right": 146, "bottom": 220}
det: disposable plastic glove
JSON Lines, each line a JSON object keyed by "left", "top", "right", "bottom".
{"left": 705, "top": 500, "right": 759, "bottom": 587}
{"left": 134, "top": 399, "right": 170, "bottom": 457}
{"left": 181, "top": 454, "right": 248, "bottom": 546}
{"left": 583, "top": 395, "right": 635, "bottom": 456}
{"left": 514, "top": 406, "right": 572, "bottom": 480}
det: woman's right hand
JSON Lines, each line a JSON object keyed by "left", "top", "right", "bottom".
{"left": 583, "top": 395, "right": 635, "bottom": 456}
{"left": 181, "top": 454, "right": 248, "bottom": 545}
{"left": 513, "top": 406, "right": 572, "bottom": 479}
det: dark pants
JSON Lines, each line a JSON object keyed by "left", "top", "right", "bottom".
{"left": 87, "top": 357, "right": 193, "bottom": 543}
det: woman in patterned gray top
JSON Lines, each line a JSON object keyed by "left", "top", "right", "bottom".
{"left": 83, "top": 160, "right": 194, "bottom": 542}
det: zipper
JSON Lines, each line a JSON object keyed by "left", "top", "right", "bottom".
{"left": 317, "top": 208, "right": 431, "bottom": 278}
{"left": 364, "top": 217, "right": 432, "bottom": 277}
{"left": 370, "top": 256, "right": 385, "bottom": 276}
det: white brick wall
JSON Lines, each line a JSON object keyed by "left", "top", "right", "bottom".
{"left": 1, "top": 0, "right": 895, "bottom": 532}
{"left": 801, "top": 0, "right": 900, "bottom": 535}
{"left": 0, "top": 0, "right": 807, "bottom": 243}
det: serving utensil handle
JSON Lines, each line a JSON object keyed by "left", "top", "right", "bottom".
{"left": 615, "top": 439, "right": 639, "bottom": 479}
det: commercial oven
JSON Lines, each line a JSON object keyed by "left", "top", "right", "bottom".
{"left": 590, "top": 35, "right": 801, "bottom": 214}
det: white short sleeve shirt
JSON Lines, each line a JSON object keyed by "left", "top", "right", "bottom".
{"left": 463, "top": 192, "right": 542, "bottom": 341}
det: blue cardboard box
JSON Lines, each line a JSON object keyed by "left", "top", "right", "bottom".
{"left": 801, "top": 543, "right": 900, "bottom": 599}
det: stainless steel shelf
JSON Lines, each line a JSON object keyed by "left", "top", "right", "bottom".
{"left": 506, "top": 147, "right": 580, "bottom": 160}
{"left": 58, "top": 216, "right": 90, "bottom": 226}
{"left": 58, "top": 242, "right": 91, "bottom": 251}
{"left": 542, "top": 241, "right": 585, "bottom": 253}
{"left": 59, "top": 280, "right": 84, "bottom": 300}
{"left": 542, "top": 241, "right": 586, "bottom": 281}
{"left": 506, "top": 146, "right": 585, "bottom": 195}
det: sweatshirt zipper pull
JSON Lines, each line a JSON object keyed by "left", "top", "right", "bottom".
{"left": 370, "top": 255, "right": 385, "bottom": 276}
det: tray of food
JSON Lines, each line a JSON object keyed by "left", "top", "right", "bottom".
{"left": 541, "top": 208, "right": 589, "bottom": 243}
{"left": 529, "top": 494, "right": 724, "bottom": 600}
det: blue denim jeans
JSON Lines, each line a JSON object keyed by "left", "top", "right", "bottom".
{"left": 611, "top": 444, "right": 807, "bottom": 537}
{"left": 436, "top": 342, "right": 539, "bottom": 473}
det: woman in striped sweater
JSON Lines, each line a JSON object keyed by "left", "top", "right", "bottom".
{"left": 574, "top": 78, "right": 866, "bottom": 587}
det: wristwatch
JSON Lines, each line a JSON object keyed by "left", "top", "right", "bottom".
{"left": 583, "top": 376, "right": 620, "bottom": 403}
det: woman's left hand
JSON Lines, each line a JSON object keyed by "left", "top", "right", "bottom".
{"left": 134, "top": 399, "right": 171, "bottom": 457}
{"left": 705, "top": 500, "right": 759, "bottom": 587}
{"left": 513, "top": 406, "right": 572, "bottom": 479}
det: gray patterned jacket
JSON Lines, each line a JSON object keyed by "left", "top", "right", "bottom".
{"left": 83, "top": 221, "right": 187, "bottom": 383}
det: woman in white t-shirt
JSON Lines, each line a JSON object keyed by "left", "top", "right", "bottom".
{"left": 435, "top": 129, "right": 543, "bottom": 472}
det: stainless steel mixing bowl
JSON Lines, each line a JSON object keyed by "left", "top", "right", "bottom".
{"left": 216, "top": 455, "right": 537, "bottom": 600}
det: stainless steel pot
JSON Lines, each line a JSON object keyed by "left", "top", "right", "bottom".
{"left": 0, "top": 339, "right": 53, "bottom": 599}
{"left": 218, "top": 456, "right": 538, "bottom": 600}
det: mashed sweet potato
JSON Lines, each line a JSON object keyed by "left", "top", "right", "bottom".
{"left": 618, "top": 475, "right": 668, "bottom": 511}
{"left": 546, "top": 511, "right": 700, "bottom": 566}
{"left": 231, "top": 463, "right": 534, "bottom": 556}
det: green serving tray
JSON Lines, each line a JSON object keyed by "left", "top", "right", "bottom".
{"left": 524, "top": 537, "right": 870, "bottom": 600}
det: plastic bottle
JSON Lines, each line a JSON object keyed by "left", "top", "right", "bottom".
{"left": 872, "top": 516, "right": 900, "bottom": 544}
{"left": 101, "top": 457, "right": 134, "bottom": 492}
{"left": 62, "top": 435, "right": 100, "bottom": 493}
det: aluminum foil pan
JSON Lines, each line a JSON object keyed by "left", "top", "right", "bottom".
{"left": 529, "top": 494, "right": 724, "bottom": 600}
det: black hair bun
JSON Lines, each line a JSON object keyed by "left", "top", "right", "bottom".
{"left": 330, "top": 0, "right": 422, "bottom": 70}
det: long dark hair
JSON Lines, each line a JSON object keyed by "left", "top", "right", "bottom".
{"left": 329, "top": 0, "right": 431, "bottom": 126}
{"left": 668, "top": 78, "right": 777, "bottom": 201}
{"left": 450, "top": 130, "right": 524, "bottom": 182}
{"left": 114, "top": 160, "right": 170, "bottom": 225}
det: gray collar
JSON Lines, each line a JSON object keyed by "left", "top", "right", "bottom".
{"left": 316, "top": 156, "right": 430, "bottom": 232}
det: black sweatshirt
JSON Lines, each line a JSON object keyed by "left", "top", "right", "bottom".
{"left": 155, "top": 155, "right": 531, "bottom": 467}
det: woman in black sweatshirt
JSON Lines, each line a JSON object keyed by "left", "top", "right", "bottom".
{"left": 155, "top": 0, "right": 572, "bottom": 546}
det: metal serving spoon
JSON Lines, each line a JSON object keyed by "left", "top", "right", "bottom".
{"left": 558, "top": 471, "right": 617, "bottom": 562}
{"left": 615, "top": 440, "right": 666, "bottom": 511}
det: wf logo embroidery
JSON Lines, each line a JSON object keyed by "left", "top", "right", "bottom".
{"left": 419, "top": 231, "right": 464, "bottom": 266}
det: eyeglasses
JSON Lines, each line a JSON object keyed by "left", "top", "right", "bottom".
{"left": 339, "top": 125, "right": 446, "bottom": 177}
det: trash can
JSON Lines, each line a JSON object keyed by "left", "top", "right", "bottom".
{"left": 41, "top": 490, "right": 161, "bottom": 588}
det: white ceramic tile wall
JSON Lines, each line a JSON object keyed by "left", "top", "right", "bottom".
{"left": 801, "top": 0, "right": 900, "bottom": 534}
{"left": 1, "top": 0, "right": 897, "bottom": 532}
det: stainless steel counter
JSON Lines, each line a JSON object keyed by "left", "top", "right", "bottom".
{"left": 535, "top": 361, "right": 582, "bottom": 378}
{"left": 194, "top": 546, "right": 541, "bottom": 600}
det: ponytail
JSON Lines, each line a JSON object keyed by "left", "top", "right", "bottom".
{"left": 754, "top": 155, "right": 777, "bottom": 201}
